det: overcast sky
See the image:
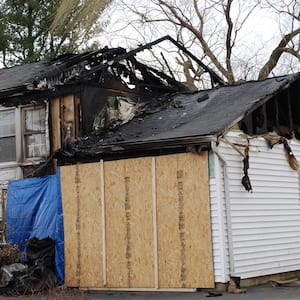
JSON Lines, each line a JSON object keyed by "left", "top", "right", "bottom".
{"left": 95, "top": 0, "right": 299, "bottom": 81}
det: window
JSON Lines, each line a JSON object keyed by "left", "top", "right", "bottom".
{"left": 0, "top": 110, "right": 16, "bottom": 163}
{"left": 0, "top": 105, "right": 48, "bottom": 163}
{"left": 23, "top": 107, "right": 47, "bottom": 159}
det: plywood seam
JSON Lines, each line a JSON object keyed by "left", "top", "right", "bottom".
{"left": 100, "top": 160, "right": 107, "bottom": 286}
{"left": 75, "top": 164, "right": 81, "bottom": 286}
{"left": 152, "top": 157, "right": 159, "bottom": 288}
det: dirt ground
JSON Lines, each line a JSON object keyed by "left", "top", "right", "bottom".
{"left": 1, "top": 283, "right": 300, "bottom": 300}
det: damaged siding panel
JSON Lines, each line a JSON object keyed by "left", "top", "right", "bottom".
{"left": 219, "top": 131, "right": 300, "bottom": 279}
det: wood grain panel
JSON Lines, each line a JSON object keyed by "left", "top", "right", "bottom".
{"left": 61, "top": 152, "right": 214, "bottom": 289}
{"left": 105, "top": 160, "right": 127, "bottom": 287}
{"left": 156, "top": 155, "right": 181, "bottom": 287}
{"left": 50, "top": 97, "right": 61, "bottom": 151}
{"left": 61, "top": 162, "right": 103, "bottom": 288}
{"left": 156, "top": 152, "right": 214, "bottom": 288}
{"left": 78, "top": 162, "right": 103, "bottom": 287}
{"left": 125, "top": 157, "right": 154, "bottom": 287}
{"left": 105, "top": 158, "right": 154, "bottom": 288}
{"left": 60, "top": 165, "right": 79, "bottom": 286}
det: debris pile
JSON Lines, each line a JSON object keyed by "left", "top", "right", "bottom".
{"left": 0, "top": 237, "right": 57, "bottom": 296}
{"left": 0, "top": 243, "right": 20, "bottom": 268}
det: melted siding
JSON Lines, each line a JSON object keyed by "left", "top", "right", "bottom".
{"left": 218, "top": 131, "right": 300, "bottom": 279}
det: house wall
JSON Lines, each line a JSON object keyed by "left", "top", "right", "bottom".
{"left": 209, "top": 152, "right": 230, "bottom": 283}
{"left": 0, "top": 103, "right": 50, "bottom": 199}
{"left": 60, "top": 153, "right": 214, "bottom": 289}
{"left": 50, "top": 94, "right": 80, "bottom": 152}
{"left": 215, "top": 130, "right": 300, "bottom": 279}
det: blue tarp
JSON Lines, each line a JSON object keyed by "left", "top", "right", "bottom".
{"left": 6, "top": 170, "right": 64, "bottom": 283}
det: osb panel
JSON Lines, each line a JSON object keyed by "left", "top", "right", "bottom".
{"left": 105, "top": 158, "right": 155, "bottom": 288}
{"left": 50, "top": 98, "right": 61, "bottom": 151}
{"left": 61, "top": 95, "right": 75, "bottom": 140}
{"left": 156, "top": 152, "right": 214, "bottom": 288}
{"left": 60, "top": 165, "right": 79, "bottom": 286}
{"left": 78, "top": 162, "right": 103, "bottom": 288}
{"left": 61, "top": 95, "right": 75, "bottom": 123}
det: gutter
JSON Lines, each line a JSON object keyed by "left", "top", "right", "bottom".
{"left": 211, "top": 141, "right": 235, "bottom": 278}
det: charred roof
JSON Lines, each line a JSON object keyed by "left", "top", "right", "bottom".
{"left": 57, "top": 72, "right": 300, "bottom": 162}
{"left": 0, "top": 36, "right": 225, "bottom": 106}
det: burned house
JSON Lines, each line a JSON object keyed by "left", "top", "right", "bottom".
{"left": 57, "top": 72, "right": 300, "bottom": 289}
{"left": 1, "top": 36, "right": 300, "bottom": 290}
{"left": 0, "top": 35, "right": 226, "bottom": 182}
{"left": 0, "top": 37, "right": 199, "bottom": 184}
{"left": 0, "top": 36, "right": 211, "bottom": 241}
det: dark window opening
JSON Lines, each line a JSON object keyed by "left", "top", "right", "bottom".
{"left": 240, "top": 80, "right": 300, "bottom": 139}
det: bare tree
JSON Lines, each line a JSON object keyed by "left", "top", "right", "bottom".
{"left": 108, "top": 0, "right": 300, "bottom": 86}
{"left": 258, "top": 0, "right": 300, "bottom": 79}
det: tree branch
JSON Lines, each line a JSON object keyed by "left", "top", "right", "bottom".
{"left": 258, "top": 28, "right": 300, "bottom": 80}
{"left": 224, "top": 0, "right": 235, "bottom": 83}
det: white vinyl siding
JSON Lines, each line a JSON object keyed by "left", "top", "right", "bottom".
{"left": 209, "top": 152, "right": 230, "bottom": 283}
{"left": 217, "top": 130, "right": 300, "bottom": 279}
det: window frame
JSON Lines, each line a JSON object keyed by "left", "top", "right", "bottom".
{"left": 22, "top": 105, "right": 48, "bottom": 160}
{"left": 0, "top": 107, "right": 17, "bottom": 164}
{"left": 0, "top": 104, "right": 49, "bottom": 166}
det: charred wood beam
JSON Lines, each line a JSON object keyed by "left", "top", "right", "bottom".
{"left": 274, "top": 95, "right": 279, "bottom": 130}
{"left": 132, "top": 59, "right": 189, "bottom": 91}
{"left": 287, "top": 87, "right": 294, "bottom": 135}
{"left": 160, "top": 52, "right": 176, "bottom": 81}
{"left": 82, "top": 35, "right": 226, "bottom": 87}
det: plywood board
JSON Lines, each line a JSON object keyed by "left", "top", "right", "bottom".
{"left": 61, "top": 95, "right": 75, "bottom": 141}
{"left": 105, "top": 157, "right": 155, "bottom": 288}
{"left": 156, "top": 152, "right": 214, "bottom": 288}
{"left": 61, "top": 152, "right": 214, "bottom": 289}
{"left": 104, "top": 160, "right": 127, "bottom": 287}
{"left": 60, "top": 165, "right": 79, "bottom": 286}
{"left": 61, "top": 95, "right": 75, "bottom": 123}
{"left": 126, "top": 157, "right": 154, "bottom": 287}
{"left": 61, "top": 163, "right": 103, "bottom": 288}
{"left": 78, "top": 162, "right": 103, "bottom": 287}
{"left": 50, "top": 98, "right": 61, "bottom": 151}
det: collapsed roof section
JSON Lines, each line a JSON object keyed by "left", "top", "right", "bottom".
{"left": 0, "top": 36, "right": 225, "bottom": 106}
{"left": 57, "top": 73, "right": 300, "bottom": 162}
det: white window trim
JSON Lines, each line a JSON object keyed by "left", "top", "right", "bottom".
{"left": 22, "top": 105, "right": 47, "bottom": 161}
{"left": 0, "top": 103, "right": 50, "bottom": 167}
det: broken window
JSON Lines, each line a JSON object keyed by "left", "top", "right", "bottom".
{"left": 23, "top": 107, "right": 47, "bottom": 159}
{"left": 0, "top": 109, "right": 16, "bottom": 163}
